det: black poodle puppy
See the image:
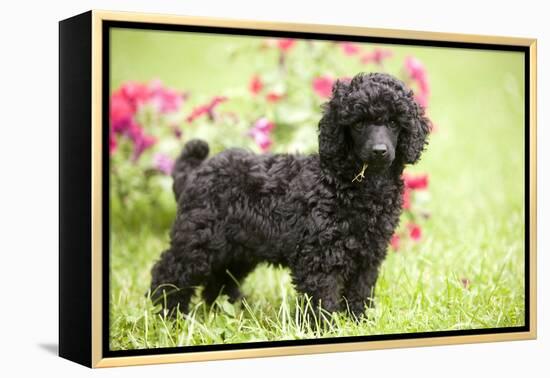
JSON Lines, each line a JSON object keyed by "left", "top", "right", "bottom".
{"left": 150, "top": 72, "right": 430, "bottom": 318}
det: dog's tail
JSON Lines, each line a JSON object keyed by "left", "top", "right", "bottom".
{"left": 172, "top": 139, "right": 209, "bottom": 200}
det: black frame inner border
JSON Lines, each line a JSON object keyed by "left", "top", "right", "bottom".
{"left": 101, "top": 20, "right": 531, "bottom": 358}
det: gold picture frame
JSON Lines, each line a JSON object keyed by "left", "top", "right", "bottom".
{"left": 59, "top": 9, "right": 537, "bottom": 368}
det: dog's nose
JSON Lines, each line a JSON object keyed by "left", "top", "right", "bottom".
{"left": 372, "top": 144, "right": 388, "bottom": 157}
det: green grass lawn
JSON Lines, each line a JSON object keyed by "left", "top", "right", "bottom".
{"left": 109, "top": 29, "right": 525, "bottom": 350}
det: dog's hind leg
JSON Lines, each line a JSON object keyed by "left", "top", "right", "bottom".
{"left": 202, "top": 261, "right": 256, "bottom": 305}
{"left": 149, "top": 247, "right": 210, "bottom": 316}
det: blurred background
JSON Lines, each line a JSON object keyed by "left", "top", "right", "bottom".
{"left": 108, "top": 27, "right": 525, "bottom": 350}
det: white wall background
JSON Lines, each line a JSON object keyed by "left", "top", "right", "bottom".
{"left": 0, "top": 0, "right": 546, "bottom": 376}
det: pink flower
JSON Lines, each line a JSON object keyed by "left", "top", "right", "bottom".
{"left": 312, "top": 75, "right": 334, "bottom": 98}
{"left": 250, "top": 130, "right": 273, "bottom": 151}
{"left": 248, "top": 117, "right": 276, "bottom": 152}
{"left": 249, "top": 75, "right": 263, "bottom": 95}
{"left": 126, "top": 122, "right": 156, "bottom": 161}
{"left": 404, "top": 56, "right": 427, "bottom": 81}
{"left": 109, "top": 80, "right": 185, "bottom": 161}
{"left": 403, "top": 173, "right": 429, "bottom": 190}
{"left": 404, "top": 56, "right": 430, "bottom": 108}
{"left": 266, "top": 91, "right": 284, "bottom": 103}
{"left": 390, "top": 234, "right": 400, "bottom": 251}
{"left": 340, "top": 42, "right": 361, "bottom": 56}
{"left": 408, "top": 223, "right": 422, "bottom": 241}
{"left": 132, "top": 133, "right": 156, "bottom": 161}
{"left": 361, "top": 48, "right": 393, "bottom": 65}
{"left": 254, "top": 117, "right": 275, "bottom": 133}
{"left": 277, "top": 38, "right": 296, "bottom": 52}
{"left": 153, "top": 153, "right": 175, "bottom": 175}
{"left": 118, "top": 82, "right": 151, "bottom": 112}
{"left": 148, "top": 80, "right": 185, "bottom": 113}
{"left": 186, "top": 96, "right": 228, "bottom": 123}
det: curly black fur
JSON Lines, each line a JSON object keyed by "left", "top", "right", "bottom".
{"left": 150, "top": 72, "right": 430, "bottom": 318}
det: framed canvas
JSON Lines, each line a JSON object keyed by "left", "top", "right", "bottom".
{"left": 59, "top": 10, "right": 537, "bottom": 368}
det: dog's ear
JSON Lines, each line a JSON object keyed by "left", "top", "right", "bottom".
{"left": 318, "top": 79, "right": 351, "bottom": 169}
{"left": 397, "top": 102, "right": 431, "bottom": 165}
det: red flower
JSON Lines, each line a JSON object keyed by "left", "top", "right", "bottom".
{"left": 249, "top": 75, "right": 263, "bottom": 95}
{"left": 402, "top": 188, "right": 411, "bottom": 210}
{"left": 390, "top": 234, "right": 400, "bottom": 251}
{"left": 266, "top": 91, "right": 284, "bottom": 103}
{"left": 277, "top": 38, "right": 296, "bottom": 52}
{"left": 340, "top": 42, "right": 361, "bottom": 56}
{"left": 186, "top": 96, "right": 228, "bottom": 123}
{"left": 403, "top": 173, "right": 429, "bottom": 190}
{"left": 408, "top": 223, "right": 422, "bottom": 241}
{"left": 361, "top": 48, "right": 393, "bottom": 65}
{"left": 312, "top": 75, "right": 334, "bottom": 98}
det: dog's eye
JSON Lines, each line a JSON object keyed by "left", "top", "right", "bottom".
{"left": 389, "top": 120, "right": 399, "bottom": 129}
{"left": 351, "top": 124, "right": 363, "bottom": 131}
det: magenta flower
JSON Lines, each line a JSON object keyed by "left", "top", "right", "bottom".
{"left": 110, "top": 80, "right": 185, "bottom": 161}
{"left": 153, "top": 153, "right": 175, "bottom": 175}
{"left": 128, "top": 123, "right": 156, "bottom": 161}
{"left": 118, "top": 81, "right": 151, "bottom": 111}
{"left": 340, "top": 42, "right": 361, "bottom": 56}
{"left": 110, "top": 93, "right": 134, "bottom": 134}
{"left": 361, "top": 48, "right": 393, "bottom": 65}
{"left": 312, "top": 75, "right": 334, "bottom": 98}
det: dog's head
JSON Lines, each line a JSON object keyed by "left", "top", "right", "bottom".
{"left": 318, "top": 72, "right": 430, "bottom": 177}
